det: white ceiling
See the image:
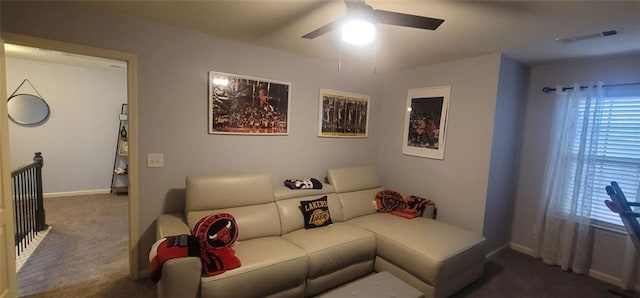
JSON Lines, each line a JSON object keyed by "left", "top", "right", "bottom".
{"left": 32, "top": 1, "right": 640, "bottom": 72}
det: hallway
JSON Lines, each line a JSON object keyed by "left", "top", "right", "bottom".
{"left": 17, "top": 194, "right": 153, "bottom": 297}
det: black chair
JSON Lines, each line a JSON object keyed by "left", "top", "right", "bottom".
{"left": 603, "top": 182, "right": 640, "bottom": 297}
{"left": 604, "top": 181, "right": 640, "bottom": 253}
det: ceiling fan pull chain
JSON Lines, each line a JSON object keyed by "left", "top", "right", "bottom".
{"left": 338, "top": 41, "right": 343, "bottom": 71}
{"left": 372, "top": 37, "right": 378, "bottom": 74}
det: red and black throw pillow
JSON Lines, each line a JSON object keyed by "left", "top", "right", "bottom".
{"left": 192, "top": 213, "right": 241, "bottom": 276}
{"left": 299, "top": 196, "right": 333, "bottom": 229}
{"left": 374, "top": 190, "right": 436, "bottom": 219}
{"left": 192, "top": 213, "right": 239, "bottom": 248}
{"left": 391, "top": 195, "right": 433, "bottom": 219}
{"left": 375, "top": 190, "right": 406, "bottom": 212}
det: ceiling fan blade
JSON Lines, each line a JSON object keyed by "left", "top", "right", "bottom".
{"left": 374, "top": 9, "right": 444, "bottom": 30}
{"left": 344, "top": 0, "right": 366, "bottom": 9}
{"left": 302, "top": 21, "right": 340, "bottom": 39}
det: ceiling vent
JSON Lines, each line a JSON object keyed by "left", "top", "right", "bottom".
{"left": 555, "top": 29, "right": 620, "bottom": 43}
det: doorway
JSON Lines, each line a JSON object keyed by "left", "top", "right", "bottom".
{"left": 5, "top": 43, "right": 128, "bottom": 295}
{"left": 1, "top": 33, "right": 140, "bottom": 293}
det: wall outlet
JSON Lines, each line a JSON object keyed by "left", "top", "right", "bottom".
{"left": 147, "top": 153, "right": 164, "bottom": 168}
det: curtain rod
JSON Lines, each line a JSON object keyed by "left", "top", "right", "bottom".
{"left": 542, "top": 82, "right": 640, "bottom": 93}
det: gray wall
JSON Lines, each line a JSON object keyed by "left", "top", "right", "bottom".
{"left": 377, "top": 53, "right": 502, "bottom": 234}
{"left": 0, "top": 1, "right": 554, "bottom": 278}
{"left": 482, "top": 55, "right": 528, "bottom": 254}
{"left": 1, "top": 2, "right": 382, "bottom": 269}
{"left": 511, "top": 52, "right": 640, "bottom": 284}
{"left": 375, "top": 53, "right": 529, "bottom": 254}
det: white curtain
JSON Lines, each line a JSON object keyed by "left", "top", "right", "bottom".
{"left": 533, "top": 83, "right": 604, "bottom": 273}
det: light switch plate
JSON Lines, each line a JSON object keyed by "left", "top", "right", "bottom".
{"left": 147, "top": 153, "right": 164, "bottom": 168}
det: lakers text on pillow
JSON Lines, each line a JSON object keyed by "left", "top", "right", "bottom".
{"left": 298, "top": 196, "right": 333, "bottom": 229}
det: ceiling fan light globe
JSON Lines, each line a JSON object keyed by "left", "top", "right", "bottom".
{"left": 341, "top": 20, "right": 376, "bottom": 45}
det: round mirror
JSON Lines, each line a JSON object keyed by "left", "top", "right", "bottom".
{"left": 7, "top": 94, "right": 50, "bottom": 125}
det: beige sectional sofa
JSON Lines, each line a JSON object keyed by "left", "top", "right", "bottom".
{"left": 155, "top": 166, "right": 486, "bottom": 298}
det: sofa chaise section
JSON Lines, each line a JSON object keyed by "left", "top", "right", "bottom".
{"left": 327, "top": 166, "right": 486, "bottom": 298}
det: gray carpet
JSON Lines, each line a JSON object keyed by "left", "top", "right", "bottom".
{"left": 453, "top": 249, "right": 640, "bottom": 298}
{"left": 15, "top": 194, "right": 637, "bottom": 297}
{"left": 17, "top": 194, "right": 155, "bottom": 297}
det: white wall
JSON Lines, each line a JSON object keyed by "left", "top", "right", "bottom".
{"left": 377, "top": 53, "right": 501, "bottom": 235}
{"left": 511, "top": 52, "right": 640, "bottom": 285}
{"left": 6, "top": 57, "right": 126, "bottom": 194}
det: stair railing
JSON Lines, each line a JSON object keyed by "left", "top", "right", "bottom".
{"left": 11, "top": 152, "right": 47, "bottom": 256}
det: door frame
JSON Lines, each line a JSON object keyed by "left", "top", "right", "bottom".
{"left": 1, "top": 32, "right": 140, "bottom": 279}
{"left": 0, "top": 36, "right": 18, "bottom": 298}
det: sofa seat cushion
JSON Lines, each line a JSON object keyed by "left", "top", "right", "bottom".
{"left": 346, "top": 212, "right": 407, "bottom": 229}
{"left": 282, "top": 222, "right": 376, "bottom": 279}
{"left": 347, "top": 213, "right": 485, "bottom": 286}
{"left": 200, "top": 236, "right": 308, "bottom": 297}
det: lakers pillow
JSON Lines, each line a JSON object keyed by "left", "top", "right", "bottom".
{"left": 299, "top": 196, "right": 333, "bottom": 229}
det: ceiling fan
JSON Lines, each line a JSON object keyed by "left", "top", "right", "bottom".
{"left": 301, "top": 0, "right": 444, "bottom": 44}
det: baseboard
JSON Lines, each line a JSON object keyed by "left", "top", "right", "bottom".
{"left": 508, "top": 242, "right": 640, "bottom": 290}
{"left": 137, "top": 269, "right": 150, "bottom": 279}
{"left": 485, "top": 243, "right": 510, "bottom": 261}
{"left": 589, "top": 269, "right": 624, "bottom": 288}
{"left": 589, "top": 269, "right": 640, "bottom": 292}
{"left": 509, "top": 242, "right": 535, "bottom": 257}
{"left": 44, "top": 189, "right": 111, "bottom": 198}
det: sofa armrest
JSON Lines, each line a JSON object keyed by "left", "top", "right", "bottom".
{"left": 157, "top": 257, "right": 202, "bottom": 298}
{"left": 423, "top": 205, "right": 437, "bottom": 220}
{"left": 156, "top": 214, "right": 202, "bottom": 298}
{"left": 156, "top": 213, "right": 191, "bottom": 240}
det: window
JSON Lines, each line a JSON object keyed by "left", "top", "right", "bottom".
{"left": 563, "top": 86, "right": 640, "bottom": 226}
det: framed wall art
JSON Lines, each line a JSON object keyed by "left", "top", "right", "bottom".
{"left": 318, "top": 89, "right": 369, "bottom": 138}
{"left": 118, "top": 139, "right": 129, "bottom": 156}
{"left": 402, "top": 86, "right": 451, "bottom": 160}
{"left": 208, "top": 71, "right": 290, "bottom": 135}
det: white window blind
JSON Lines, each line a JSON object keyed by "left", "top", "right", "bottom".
{"left": 564, "top": 87, "right": 640, "bottom": 226}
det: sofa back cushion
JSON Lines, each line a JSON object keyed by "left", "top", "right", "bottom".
{"left": 327, "top": 166, "right": 383, "bottom": 221}
{"left": 185, "top": 173, "right": 280, "bottom": 240}
{"left": 186, "top": 173, "right": 274, "bottom": 211}
{"left": 337, "top": 188, "right": 383, "bottom": 221}
{"left": 188, "top": 203, "right": 280, "bottom": 241}
{"left": 327, "top": 166, "right": 381, "bottom": 193}
{"left": 274, "top": 185, "right": 344, "bottom": 234}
